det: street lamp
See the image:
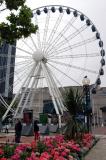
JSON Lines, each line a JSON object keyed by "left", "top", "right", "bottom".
{"left": 82, "top": 76, "right": 92, "bottom": 132}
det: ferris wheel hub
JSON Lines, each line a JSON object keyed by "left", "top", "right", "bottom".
{"left": 32, "top": 50, "right": 45, "bottom": 62}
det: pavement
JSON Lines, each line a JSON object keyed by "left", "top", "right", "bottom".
{"left": 84, "top": 126, "right": 106, "bottom": 160}
{"left": 85, "top": 136, "right": 106, "bottom": 160}
{"left": 92, "top": 126, "right": 106, "bottom": 135}
{"left": 0, "top": 132, "right": 34, "bottom": 144}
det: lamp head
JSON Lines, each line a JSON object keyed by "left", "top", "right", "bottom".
{"left": 82, "top": 76, "right": 90, "bottom": 85}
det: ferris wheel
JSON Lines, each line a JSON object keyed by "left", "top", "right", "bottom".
{"left": 1, "top": 5, "right": 105, "bottom": 121}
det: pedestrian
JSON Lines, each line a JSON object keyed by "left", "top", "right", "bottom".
{"left": 5, "top": 123, "right": 9, "bottom": 133}
{"left": 34, "top": 120, "right": 40, "bottom": 141}
{"left": 15, "top": 119, "right": 22, "bottom": 143}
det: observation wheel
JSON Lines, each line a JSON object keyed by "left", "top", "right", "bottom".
{"left": 0, "top": 5, "right": 105, "bottom": 121}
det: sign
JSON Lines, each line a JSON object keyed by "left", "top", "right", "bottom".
{"left": 23, "top": 109, "right": 33, "bottom": 124}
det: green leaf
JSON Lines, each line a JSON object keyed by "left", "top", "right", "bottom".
{"left": 0, "top": 1, "right": 38, "bottom": 44}
{"left": 5, "top": 0, "right": 26, "bottom": 10}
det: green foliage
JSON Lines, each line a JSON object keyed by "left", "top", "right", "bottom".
{"left": 64, "top": 88, "right": 83, "bottom": 115}
{"left": 37, "top": 140, "right": 48, "bottom": 154}
{"left": 63, "top": 88, "right": 85, "bottom": 140}
{"left": 3, "top": 144, "right": 17, "bottom": 158}
{"left": 5, "top": 0, "right": 25, "bottom": 10}
{"left": 64, "top": 116, "right": 84, "bottom": 140}
{"left": 0, "top": 0, "right": 38, "bottom": 44}
{"left": 20, "top": 151, "right": 30, "bottom": 160}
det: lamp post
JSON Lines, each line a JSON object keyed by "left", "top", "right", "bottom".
{"left": 82, "top": 76, "right": 92, "bottom": 132}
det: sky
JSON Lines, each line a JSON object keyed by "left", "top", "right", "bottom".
{"left": 25, "top": 0, "right": 106, "bottom": 86}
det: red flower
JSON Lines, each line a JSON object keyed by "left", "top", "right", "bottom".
{"left": 61, "top": 151, "right": 67, "bottom": 157}
{"left": 0, "top": 149, "right": 4, "bottom": 155}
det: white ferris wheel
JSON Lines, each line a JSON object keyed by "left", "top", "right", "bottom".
{"left": 0, "top": 5, "right": 105, "bottom": 121}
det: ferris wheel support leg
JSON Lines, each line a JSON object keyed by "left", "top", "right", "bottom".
{"left": 45, "top": 64, "right": 64, "bottom": 114}
{"left": 58, "top": 114, "right": 62, "bottom": 129}
{"left": 14, "top": 63, "right": 37, "bottom": 118}
{"left": 29, "top": 65, "right": 42, "bottom": 111}
{"left": 43, "top": 63, "right": 62, "bottom": 114}
{"left": 41, "top": 62, "right": 60, "bottom": 115}
{"left": 2, "top": 65, "right": 36, "bottom": 121}
{"left": 21, "top": 64, "right": 41, "bottom": 114}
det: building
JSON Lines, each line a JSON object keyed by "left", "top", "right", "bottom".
{"left": 92, "top": 87, "right": 106, "bottom": 126}
{"left": 19, "top": 86, "right": 106, "bottom": 126}
{"left": 0, "top": 42, "right": 16, "bottom": 99}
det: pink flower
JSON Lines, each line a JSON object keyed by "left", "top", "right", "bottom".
{"left": 0, "top": 149, "right": 4, "bottom": 155}
{"left": 61, "top": 151, "right": 67, "bottom": 157}
{"left": 69, "top": 155, "right": 74, "bottom": 160}
{"left": 11, "top": 153, "right": 20, "bottom": 160}
{"left": 40, "top": 152, "right": 51, "bottom": 160}
{"left": 64, "top": 148, "right": 70, "bottom": 153}
{"left": 0, "top": 158, "right": 7, "bottom": 160}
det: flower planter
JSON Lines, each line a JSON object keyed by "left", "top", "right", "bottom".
{"left": 0, "top": 133, "right": 97, "bottom": 160}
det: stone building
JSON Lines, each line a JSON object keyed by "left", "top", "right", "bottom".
{"left": 20, "top": 86, "right": 106, "bottom": 126}
{"left": 92, "top": 87, "right": 106, "bottom": 126}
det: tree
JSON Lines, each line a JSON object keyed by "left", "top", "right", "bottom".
{"left": 0, "top": 0, "right": 38, "bottom": 44}
{"left": 63, "top": 87, "right": 84, "bottom": 140}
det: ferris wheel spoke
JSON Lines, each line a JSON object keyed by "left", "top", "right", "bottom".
{"left": 0, "top": 54, "right": 30, "bottom": 59}
{"left": 30, "top": 35, "right": 38, "bottom": 50}
{"left": 8, "top": 64, "right": 34, "bottom": 93}
{"left": 0, "top": 63, "right": 33, "bottom": 87}
{"left": 41, "top": 62, "right": 60, "bottom": 114}
{"left": 0, "top": 95, "right": 14, "bottom": 113}
{"left": 48, "top": 24, "right": 87, "bottom": 56}
{"left": 34, "top": 15, "right": 42, "bottom": 50}
{"left": 0, "top": 55, "right": 32, "bottom": 71}
{"left": 47, "top": 62, "right": 81, "bottom": 86}
{"left": 0, "top": 62, "right": 33, "bottom": 85}
{"left": 8, "top": 73, "right": 28, "bottom": 93}
{"left": 46, "top": 64, "right": 65, "bottom": 90}
{"left": 16, "top": 55, "right": 31, "bottom": 59}
{"left": 12, "top": 44, "right": 33, "bottom": 55}
{"left": 14, "top": 63, "right": 38, "bottom": 117}
{"left": 48, "top": 52, "right": 100, "bottom": 59}
{"left": 20, "top": 64, "right": 42, "bottom": 115}
{"left": 22, "top": 39, "right": 35, "bottom": 52}
{"left": 29, "top": 67, "right": 44, "bottom": 111}
{"left": 14, "top": 69, "right": 32, "bottom": 86}
{"left": 14, "top": 62, "right": 34, "bottom": 76}
{"left": 49, "top": 36, "right": 96, "bottom": 56}
{"left": 2, "top": 63, "right": 37, "bottom": 121}
{"left": 15, "top": 59, "right": 33, "bottom": 66}
{"left": 49, "top": 60, "right": 98, "bottom": 74}
{"left": 44, "top": 13, "right": 64, "bottom": 55}
{"left": 45, "top": 64, "right": 65, "bottom": 111}
{"left": 37, "top": 70, "right": 44, "bottom": 113}
{"left": 42, "top": 11, "right": 50, "bottom": 51}
{"left": 17, "top": 60, "right": 33, "bottom": 69}
{"left": 45, "top": 16, "right": 77, "bottom": 55}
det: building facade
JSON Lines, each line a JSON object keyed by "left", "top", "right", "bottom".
{"left": 0, "top": 42, "right": 16, "bottom": 99}
{"left": 19, "top": 86, "right": 106, "bottom": 126}
{"left": 92, "top": 87, "right": 106, "bottom": 126}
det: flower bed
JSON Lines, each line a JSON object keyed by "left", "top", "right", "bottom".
{"left": 0, "top": 133, "right": 98, "bottom": 160}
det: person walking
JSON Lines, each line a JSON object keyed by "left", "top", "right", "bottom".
{"left": 15, "top": 119, "right": 22, "bottom": 143}
{"left": 34, "top": 120, "right": 39, "bottom": 141}
{"left": 5, "top": 123, "right": 9, "bottom": 133}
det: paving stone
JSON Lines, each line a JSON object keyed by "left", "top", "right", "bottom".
{"left": 85, "top": 138, "right": 106, "bottom": 160}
